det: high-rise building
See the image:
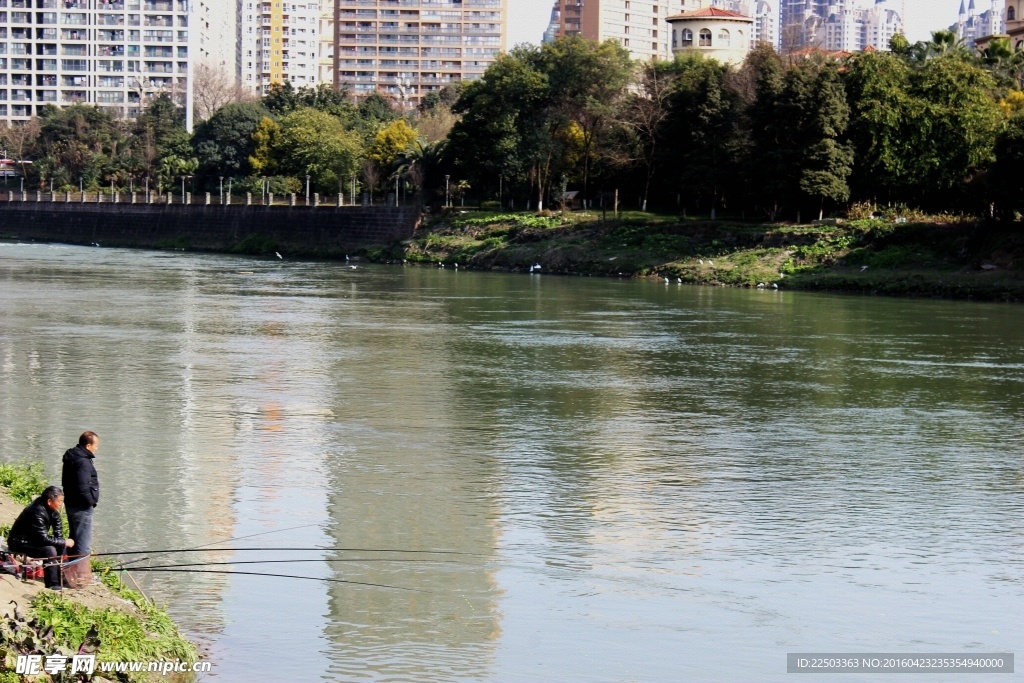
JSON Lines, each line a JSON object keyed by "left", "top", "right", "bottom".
{"left": 951, "top": 0, "right": 1004, "bottom": 48}
{"left": 823, "top": 0, "right": 902, "bottom": 52}
{"left": 780, "top": 0, "right": 828, "bottom": 50}
{"left": 0, "top": 0, "right": 234, "bottom": 128}
{"left": 544, "top": 0, "right": 683, "bottom": 60}
{"left": 240, "top": 0, "right": 321, "bottom": 94}
{"left": 333, "top": 0, "right": 506, "bottom": 108}
{"left": 753, "top": 0, "right": 777, "bottom": 48}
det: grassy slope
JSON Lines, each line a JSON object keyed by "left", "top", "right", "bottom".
{"left": 369, "top": 211, "right": 1024, "bottom": 302}
{"left": 0, "top": 463, "right": 197, "bottom": 682}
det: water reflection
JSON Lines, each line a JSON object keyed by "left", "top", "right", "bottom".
{"left": 0, "top": 243, "right": 1021, "bottom": 682}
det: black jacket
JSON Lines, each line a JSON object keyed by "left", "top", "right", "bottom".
{"left": 7, "top": 497, "right": 66, "bottom": 550}
{"left": 62, "top": 446, "right": 99, "bottom": 508}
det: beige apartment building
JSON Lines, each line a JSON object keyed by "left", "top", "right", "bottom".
{"left": 548, "top": 0, "right": 705, "bottom": 60}
{"left": 334, "top": 0, "right": 506, "bottom": 108}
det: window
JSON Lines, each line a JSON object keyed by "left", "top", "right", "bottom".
{"left": 718, "top": 28, "right": 729, "bottom": 46}
{"left": 1008, "top": 5, "right": 1015, "bottom": 20}
{"left": 682, "top": 28, "right": 692, "bottom": 46}
{"left": 699, "top": 28, "right": 711, "bottom": 46}
{"left": 672, "top": 28, "right": 676, "bottom": 47}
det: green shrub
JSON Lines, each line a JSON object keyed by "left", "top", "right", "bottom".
{"left": 0, "top": 462, "right": 48, "bottom": 505}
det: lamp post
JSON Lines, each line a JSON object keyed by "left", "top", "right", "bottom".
{"left": 262, "top": 175, "right": 267, "bottom": 204}
{"left": 79, "top": 177, "right": 83, "bottom": 194}
{"left": 219, "top": 176, "right": 224, "bottom": 204}
{"left": 180, "top": 175, "right": 185, "bottom": 201}
{"left": 305, "top": 174, "right": 310, "bottom": 205}
{"left": 20, "top": 177, "right": 24, "bottom": 192}
{"left": 445, "top": 175, "right": 450, "bottom": 208}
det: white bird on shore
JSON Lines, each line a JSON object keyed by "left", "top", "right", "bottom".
{"left": 533, "top": 264, "right": 542, "bottom": 271}
{"left": 455, "top": 262, "right": 459, "bottom": 269}
{"left": 708, "top": 260, "right": 714, "bottom": 267}
{"left": 275, "top": 252, "right": 282, "bottom": 259}
{"left": 772, "top": 283, "right": 779, "bottom": 289}
{"left": 349, "top": 265, "right": 357, "bottom": 270}
{"left": 677, "top": 278, "right": 682, "bottom": 283}
{"left": 860, "top": 265, "right": 869, "bottom": 272}
{"left": 665, "top": 277, "right": 670, "bottom": 283}
{"left": 699, "top": 259, "right": 704, "bottom": 265}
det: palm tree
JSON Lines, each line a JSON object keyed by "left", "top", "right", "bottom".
{"left": 981, "top": 37, "right": 1024, "bottom": 88}
{"left": 394, "top": 137, "right": 446, "bottom": 195}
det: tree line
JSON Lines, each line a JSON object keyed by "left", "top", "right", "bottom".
{"left": 3, "top": 31, "right": 1024, "bottom": 219}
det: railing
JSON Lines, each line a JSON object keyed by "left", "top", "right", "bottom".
{"left": 1, "top": 190, "right": 398, "bottom": 208}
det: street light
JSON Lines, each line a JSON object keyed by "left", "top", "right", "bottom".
{"left": 79, "top": 177, "right": 83, "bottom": 194}
{"left": 305, "top": 174, "right": 310, "bottom": 205}
{"left": 262, "top": 175, "right": 268, "bottom": 204}
{"left": 219, "top": 176, "right": 224, "bottom": 204}
{"left": 445, "top": 175, "right": 450, "bottom": 208}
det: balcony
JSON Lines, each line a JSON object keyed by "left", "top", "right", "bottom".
{"left": 60, "top": 57, "right": 86, "bottom": 70}
{"left": 35, "top": 88, "right": 55, "bottom": 100}
{"left": 144, "top": 59, "right": 172, "bottom": 72}
{"left": 98, "top": 45, "right": 124, "bottom": 56}
{"left": 96, "top": 58, "right": 124, "bottom": 71}
{"left": 97, "top": 14, "right": 124, "bottom": 24}
{"left": 60, "top": 89, "right": 86, "bottom": 102}
{"left": 34, "top": 43, "right": 55, "bottom": 54}
{"left": 144, "top": 15, "right": 172, "bottom": 26}
{"left": 36, "top": 74, "right": 55, "bottom": 84}
{"left": 143, "top": 0, "right": 171, "bottom": 10}
{"left": 60, "top": 15, "right": 86, "bottom": 26}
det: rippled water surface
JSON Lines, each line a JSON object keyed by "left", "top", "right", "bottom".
{"left": 0, "top": 242, "right": 1021, "bottom": 682}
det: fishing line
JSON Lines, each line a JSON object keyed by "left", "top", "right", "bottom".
{"left": 126, "top": 567, "right": 426, "bottom": 592}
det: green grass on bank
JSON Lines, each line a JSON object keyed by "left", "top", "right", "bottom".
{"left": 371, "top": 210, "right": 1024, "bottom": 301}
{"left": 0, "top": 463, "right": 198, "bottom": 682}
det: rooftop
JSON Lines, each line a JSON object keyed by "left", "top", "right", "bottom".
{"left": 666, "top": 7, "right": 752, "bottom": 20}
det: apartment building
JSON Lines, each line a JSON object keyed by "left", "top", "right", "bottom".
{"left": 951, "top": 0, "right": 1003, "bottom": 48}
{"left": 334, "top": 0, "right": 506, "bottom": 108}
{"left": 239, "top": 0, "right": 320, "bottom": 93}
{"left": 822, "top": 0, "right": 902, "bottom": 52}
{"left": 545, "top": 0, "right": 683, "bottom": 60}
{"left": 0, "top": 0, "right": 237, "bottom": 127}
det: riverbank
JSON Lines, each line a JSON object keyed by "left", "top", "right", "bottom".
{"left": 0, "top": 463, "right": 197, "bottom": 682}
{"left": 368, "top": 211, "right": 1024, "bottom": 302}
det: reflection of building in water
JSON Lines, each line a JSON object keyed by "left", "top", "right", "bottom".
{"left": 320, "top": 268, "right": 501, "bottom": 681}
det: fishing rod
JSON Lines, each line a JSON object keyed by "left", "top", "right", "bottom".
{"left": 96, "top": 547, "right": 484, "bottom": 558}
{"left": 122, "top": 558, "right": 460, "bottom": 570}
{"left": 117, "top": 523, "right": 321, "bottom": 569}
{"left": 125, "top": 567, "right": 427, "bottom": 592}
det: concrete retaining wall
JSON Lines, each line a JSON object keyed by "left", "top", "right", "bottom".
{"left": 0, "top": 199, "right": 420, "bottom": 257}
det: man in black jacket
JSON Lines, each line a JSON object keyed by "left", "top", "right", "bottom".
{"left": 7, "top": 486, "right": 75, "bottom": 590}
{"left": 61, "top": 431, "right": 100, "bottom": 559}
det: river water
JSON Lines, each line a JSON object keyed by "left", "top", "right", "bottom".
{"left": 0, "top": 242, "right": 1021, "bottom": 682}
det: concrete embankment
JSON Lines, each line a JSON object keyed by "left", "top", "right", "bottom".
{"left": 0, "top": 200, "right": 420, "bottom": 258}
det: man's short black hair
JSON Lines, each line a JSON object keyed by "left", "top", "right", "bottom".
{"left": 78, "top": 431, "right": 98, "bottom": 448}
{"left": 41, "top": 486, "right": 63, "bottom": 503}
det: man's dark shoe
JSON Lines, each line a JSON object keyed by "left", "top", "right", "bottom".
{"left": 47, "top": 585, "right": 62, "bottom": 592}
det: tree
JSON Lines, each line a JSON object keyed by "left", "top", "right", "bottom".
{"left": 368, "top": 119, "right": 419, "bottom": 170}
{"left": 274, "top": 108, "right": 362, "bottom": 194}
{"left": 192, "top": 101, "right": 269, "bottom": 186}
{"left": 248, "top": 116, "right": 281, "bottom": 175}
{"left": 798, "top": 64, "right": 854, "bottom": 218}
{"left": 748, "top": 56, "right": 853, "bottom": 219}
{"left": 193, "top": 62, "right": 247, "bottom": 122}
{"left": 541, "top": 36, "right": 633, "bottom": 205}
{"left": 358, "top": 92, "right": 399, "bottom": 127}
{"left": 991, "top": 111, "right": 1024, "bottom": 220}
{"left": 659, "top": 55, "right": 744, "bottom": 216}
{"left": 32, "top": 104, "right": 125, "bottom": 190}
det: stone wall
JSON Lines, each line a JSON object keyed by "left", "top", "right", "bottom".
{"left": 0, "top": 200, "right": 420, "bottom": 257}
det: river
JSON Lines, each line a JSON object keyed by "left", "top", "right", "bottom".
{"left": 0, "top": 242, "right": 1021, "bottom": 682}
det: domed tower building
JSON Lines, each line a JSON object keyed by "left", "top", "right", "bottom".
{"left": 1007, "top": 0, "right": 1024, "bottom": 48}
{"left": 667, "top": 3, "right": 755, "bottom": 64}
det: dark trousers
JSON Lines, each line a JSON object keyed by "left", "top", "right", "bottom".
{"left": 8, "top": 541, "right": 60, "bottom": 588}
{"left": 66, "top": 504, "right": 94, "bottom": 558}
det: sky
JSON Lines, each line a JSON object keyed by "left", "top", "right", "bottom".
{"left": 507, "top": 0, "right": 995, "bottom": 48}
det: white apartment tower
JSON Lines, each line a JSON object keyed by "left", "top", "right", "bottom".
{"left": 240, "top": 0, "right": 320, "bottom": 93}
{"left": 821, "top": 0, "right": 901, "bottom": 52}
{"left": 0, "top": 0, "right": 234, "bottom": 126}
